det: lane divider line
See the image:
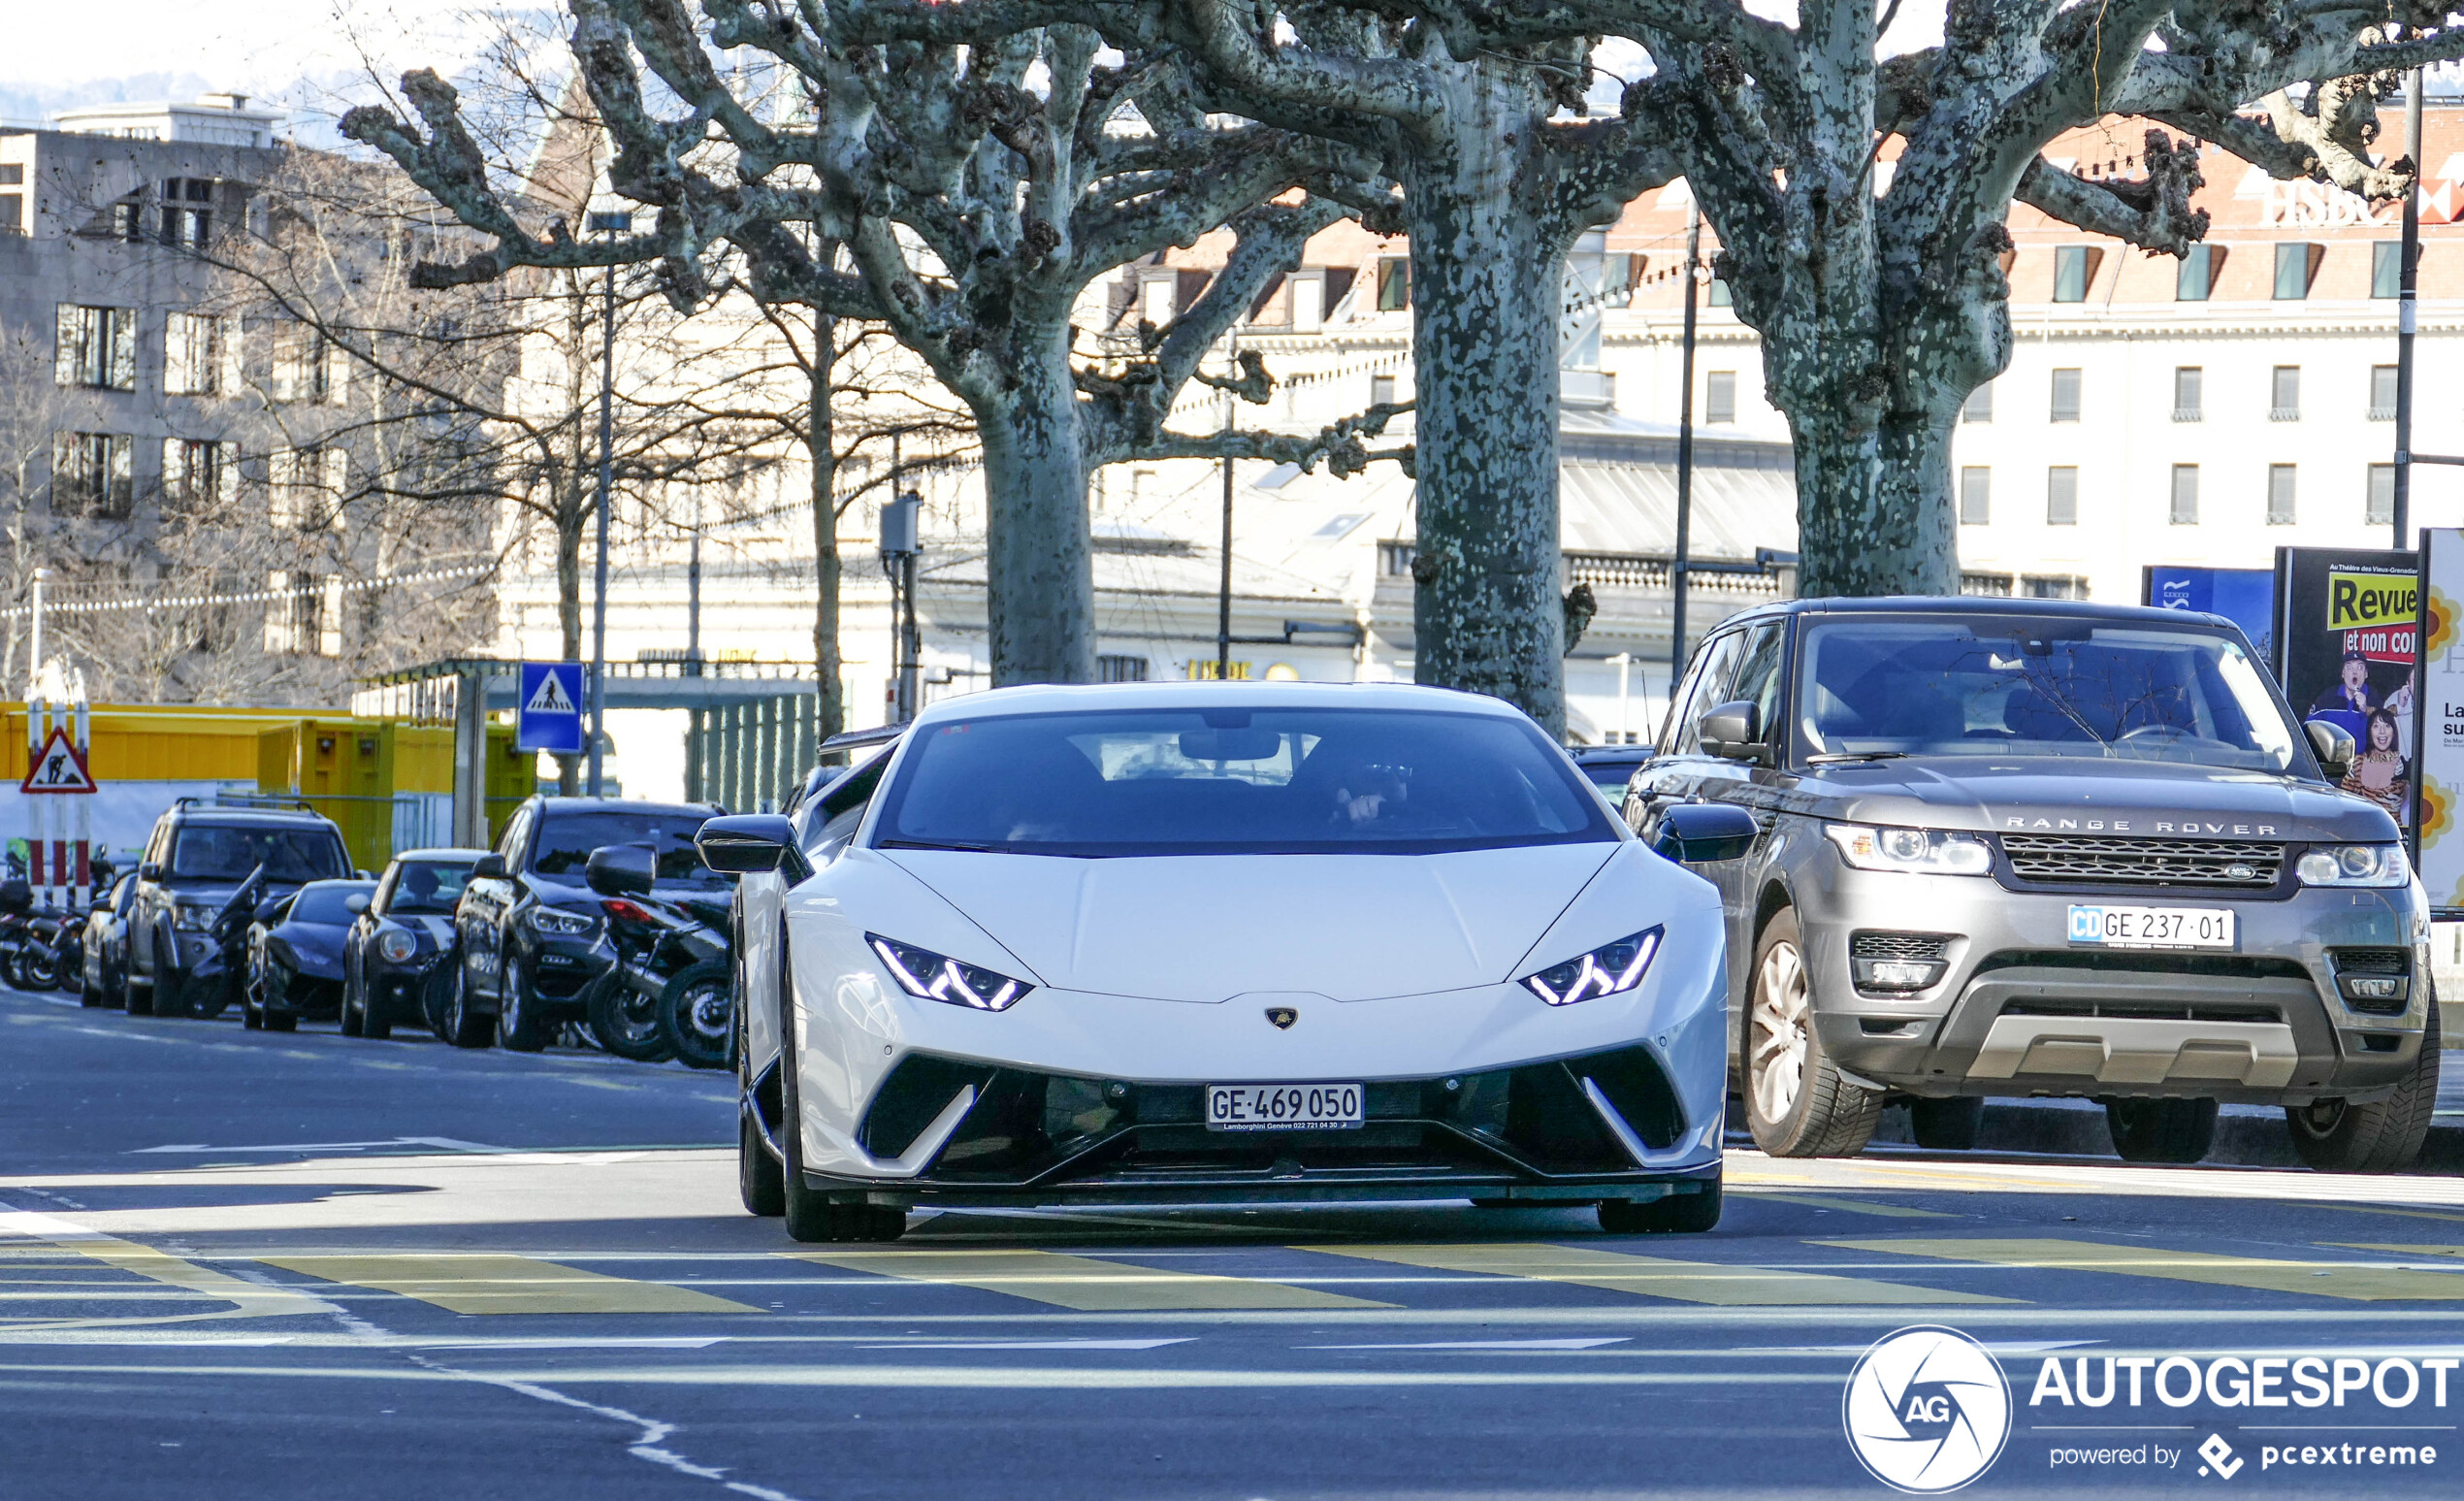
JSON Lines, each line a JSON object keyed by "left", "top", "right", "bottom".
{"left": 780, "top": 1249, "right": 1391, "bottom": 1312}
{"left": 1823, "top": 1236, "right": 2464, "bottom": 1302}
{"left": 1296, "top": 1243, "right": 2018, "bottom": 1306}
{"left": 256, "top": 1255, "right": 761, "bottom": 1316}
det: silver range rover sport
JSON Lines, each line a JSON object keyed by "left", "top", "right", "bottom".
{"left": 1622, "top": 596, "right": 2438, "bottom": 1172}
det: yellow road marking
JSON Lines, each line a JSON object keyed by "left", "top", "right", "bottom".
{"left": 258, "top": 1255, "right": 756, "bottom": 1315}
{"left": 784, "top": 1250, "right": 1390, "bottom": 1311}
{"left": 1737, "top": 1192, "right": 1953, "bottom": 1220}
{"left": 2323, "top": 1205, "right": 2464, "bottom": 1227}
{"left": 0, "top": 1213, "right": 331, "bottom": 1330}
{"left": 1301, "top": 1243, "right": 2014, "bottom": 1306}
{"left": 1826, "top": 1237, "right": 2464, "bottom": 1302}
{"left": 2324, "top": 1243, "right": 2464, "bottom": 1259}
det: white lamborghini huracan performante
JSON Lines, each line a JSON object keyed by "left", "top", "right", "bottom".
{"left": 698, "top": 682, "right": 1735, "bottom": 1243}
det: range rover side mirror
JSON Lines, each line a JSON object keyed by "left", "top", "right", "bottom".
{"left": 1652, "top": 802, "right": 1760, "bottom": 864}
{"left": 1697, "top": 700, "right": 1767, "bottom": 764}
{"left": 697, "top": 814, "right": 814, "bottom": 882}
{"left": 470, "top": 853, "right": 507, "bottom": 881}
{"left": 585, "top": 843, "right": 657, "bottom": 897}
{"left": 2305, "top": 720, "right": 2356, "bottom": 782}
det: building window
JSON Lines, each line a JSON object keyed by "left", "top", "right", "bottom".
{"left": 1705, "top": 371, "right": 1736, "bottom": 424}
{"left": 272, "top": 324, "right": 335, "bottom": 404}
{"left": 2022, "top": 575, "right": 2088, "bottom": 600}
{"left": 165, "top": 438, "right": 237, "bottom": 513}
{"left": 50, "top": 432, "right": 133, "bottom": 518}
{"left": 1376, "top": 258, "right": 1410, "bottom": 311}
{"left": 2170, "top": 464, "right": 2199, "bottom": 525}
{"left": 1379, "top": 540, "right": 1416, "bottom": 576}
{"left": 2370, "top": 364, "right": 2398, "bottom": 422}
{"left": 1185, "top": 659, "right": 1251, "bottom": 681}
{"left": 1369, "top": 374, "right": 1396, "bottom": 408}
{"left": 2368, "top": 464, "right": 2396, "bottom": 527}
{"left": 2267, "top": 463, "right": 2297, "bottom": 525}
{"left": 2050, "top": 368, "right": 2081, "bottom": 422}
{"left": 2178, "top": 244, "right": 2216, "bottom": 301}
{"left": 54, "top": 305, "right": 135, "bottom": 390}
{"left": 2047, "top": 467, "right": 2079, "bottom": 526}
{"left": 164, "top": 312, "right": 227, "bottom": 396}
{"left": 158, "top": 178, "right": 213, "bottom": 248}
{"left": 1959, "top": 466, "right": 1991, "bottom": 526}
{"left": 1959, "top": 571, "right": 2014, "bottom": 597}
{"left": 109, "top": 196, "right": 144, "bottom": 242}
{"left": 1096, "top": 654, "right": 1150, "bottom": 683}
{"left": 2274, "top": 243, "right": 2319, "bottom": 300}
{"left": 271, "top": 444, "right": 344, "bottom": 530}
{"left": 1961, "top": 382, "right": 1993, "bottom": 423}
{"left": 2173, "top": 366, "right": 2203, "bottom": 422}
{"left": 2053, "top": 245, "right": 2094, "bottom": 303}
{"left": 264, "top": 571, "right": 342, "bottom": 658}
{"left": 2270, "top": 365, "right": 2300, "bottom": 421}
{"left": 1706, "top": 277, "right": 1732, "bottom": 308}
{"left": 2373, "top": 241, "right": 2403, "bottom": 300}
{"left": 0, "top": 176, "right": 20, "bottom": 234}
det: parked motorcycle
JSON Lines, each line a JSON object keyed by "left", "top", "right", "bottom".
{"left": 0, "top": 877, "right": 37, "bottom": 990}
{"left": 582, "top": 844, "right": 733, "bottom": 1070}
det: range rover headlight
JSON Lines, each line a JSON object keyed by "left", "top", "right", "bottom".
{"left": 867, "top": 933, "right": 1032, "bottom": 1012}
{"left": 2295, "top": 843, "right": 2410, "bottom": 888}
{"left": 1824, "top": 824, "right": 1994, "bottom": 876}
{"left": 1520, "top": 927, "right": 1664, "bottom": 1007}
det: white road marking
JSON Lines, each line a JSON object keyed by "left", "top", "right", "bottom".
{"left": 856, "top": 1338, "right": 1196, "bottom": 1351}
{"left": 1300, "top": 1337, "right": 1631, "bottom": 1351}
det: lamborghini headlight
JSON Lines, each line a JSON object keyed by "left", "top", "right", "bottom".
{"left": 867, "top": 933, "right": 1032, "bottom": 1012}
{"left": 1520, "top": 926, "right": 1664, "bottom": 1007}
{"left": 1823, "top": 824, "right": 1994, "bottom": 875}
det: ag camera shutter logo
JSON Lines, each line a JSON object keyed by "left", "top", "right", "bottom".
{"left": 1843, "top": 1325, "right": 2013, "bottom": 1492}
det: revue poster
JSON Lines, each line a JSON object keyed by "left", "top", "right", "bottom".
{"left": 2415, "top": 531, "right": 2464, "bottom": 909}
{"left": 2273, "top": 545, "right": 2417, "bottom": 824}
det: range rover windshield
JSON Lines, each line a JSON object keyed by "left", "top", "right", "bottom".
{"left": 1796, "top": 617, "right": 2307, "bottom": 772}
{"left": 874, "top": 706, "right": 1614, "bottom": 857}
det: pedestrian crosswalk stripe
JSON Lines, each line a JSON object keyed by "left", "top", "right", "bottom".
{"left": 782, "top": 1250, "right": 1391, "bottom": 1311}
{"left": 256, "top": 1255, "right": 758, "bottom": 1315}
{"left": 0, "top": 1212, "right": 330, "bottom": 1323}
{"left": 1299, "top": 1243, "right": 2015, "bottom": 1306}
{"left": 1736, "top": 1192, "right": 1954, "bottom": 1220}
{"left": 1824, "top": 1237, "right": 2464, "bottom": 1302}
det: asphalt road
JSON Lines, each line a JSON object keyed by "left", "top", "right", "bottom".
{"left": 8, "top": 986, "right": 2464, "bottom": 1499}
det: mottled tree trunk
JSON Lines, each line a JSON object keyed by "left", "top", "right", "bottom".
{"left": 808, "top": 314, "right": 845, "bottom": 735}
{"left": 555, "top": 476, "right": 585, "bottom": 795}
{"left": 1405, "top": 143, "right": 1574, "bottom": 737}
{"left": 1783, "top": 403, "right": 1960, "bottom": 599}
{"left": 978, "top": 315, "right": 1095, "bottom": 687}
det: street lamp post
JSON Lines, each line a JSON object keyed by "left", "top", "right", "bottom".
{"left": 1671, "top": 201, "right": 1701, "bottom": 681}
{"left": 584, "top": 210, "right": 631, "bottom": 797}
{"left": 1217, "top": 332, "right": 1237, "bottom": 681}
{"left": 26, "top": 567, "right": 46, "bottom": 697}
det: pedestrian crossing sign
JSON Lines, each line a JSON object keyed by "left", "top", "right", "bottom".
{"left": 19, "top": 727, "right": 94, "bottom": 794}
{"left": 517, "top": 662, "right": 587, "bottom": 754}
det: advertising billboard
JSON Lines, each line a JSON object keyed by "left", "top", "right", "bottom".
{"left": 2414, "top": 531, "right": 2464, "bottom": 908}
{"left": 2141, "top": 565, "right": 2276, "bottom": 670}
{"left": 2273, "top": 546, "right": 2417, "bottom": 825}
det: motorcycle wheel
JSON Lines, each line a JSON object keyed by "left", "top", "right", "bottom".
{"left": 658, "top": 962, "right": 733, "bottom": 1071}
{"left": 587, "top": 974, "right": 676, "bottom": 1062}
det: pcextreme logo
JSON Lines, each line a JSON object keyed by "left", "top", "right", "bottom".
{"left": 1843, "top": 1325, "right": 2014, "bottom": 1493}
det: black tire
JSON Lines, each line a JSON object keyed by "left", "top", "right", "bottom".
{"left": 242, "top": 983, "right": 264, "bottom": 1029}
{"left": 777, "top": 937, "right": 903, "bottom": 1244}
{"left": 264, "top": 1012, "right": 297, "bottom": 1033}
{"left": 438, "top": 958, "right": 494, "bottom": 1049}
{"left": 497, "top": 953, "right": 549, "bottom": 1053}
{"left": 124, "top": 974, "right": 155, "bottom": 1017}
{"left": 2286, "top": 996, "right": 2442, "bottom": 1173}
{"left": 1910, "top": 1096, "right": 1986, "bottom": 1152}
{"left": 75, "top": 957, "right": 100, "bottom": 1007}
{"left": 19, "top": 946, "right": 56, "bottom": 991}
{"left": 661, "top": 962, "right": 733, "bottom": 1071}
{"left": 587, "top": 975, "right": 674, "bottom": 1062}
{"left": 362, "top": 996, "right": 392, "bottom": 1041}
{"left": 1742, "top": 909, "right": 1883, "bottom": 1157}
{"left": 338, "top": 978, "right": 365, "bottom": 1037}
{"left": 2104, "top": 1096, "right": 2218, "bottom": 1163}
{"left": 1599, "top": 1178, "right": 1723, "bottom": 1234}
{"left": 1468, "top": 1197, "right": 1517, "bottom": 1209}
{"left": 740, "top": 1109, "right": 786, "bottom": 1218}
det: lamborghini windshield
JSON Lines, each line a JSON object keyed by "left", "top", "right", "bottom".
{"left": 874, "top": 706, "right": 1614, "bottom": 857}
{"left": 1795, "top": 617, "right": 2307, "bottom": 772}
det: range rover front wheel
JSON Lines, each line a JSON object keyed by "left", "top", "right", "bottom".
{"left": 2286, "top": 995, "right": 2441, "bottom": 1173}
{"left": 1743, "top": 909, "right": 1884, "bottom": 1157}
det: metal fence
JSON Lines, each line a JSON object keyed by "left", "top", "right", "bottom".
{"left": 687, "top": 694, "right": 825, "bottom": 813}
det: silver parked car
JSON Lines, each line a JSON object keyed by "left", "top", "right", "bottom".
{"left": 1622, "top": 597, "right": 2437, "bottom": 1172}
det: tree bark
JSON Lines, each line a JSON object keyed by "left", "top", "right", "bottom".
{"left": 977, "top": 314, "right": 1095, "bottom": 687}
{"left": 1786, "top": 404, "right": 1960, "bottom": 599}
{"left": 1404, "top": 133, "right": 1577, "bottom": 737}
{"left": 808, "top": 313, "right": 845, "bottom": 735}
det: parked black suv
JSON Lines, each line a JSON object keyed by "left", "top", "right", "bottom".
{"left": 446, "top": 798, "right": 725, "bottom": 1051}
{"left": 126, "top": 800, "right": 355, "bottom": 1018}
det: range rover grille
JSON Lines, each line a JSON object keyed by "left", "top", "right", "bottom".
{"left": 1998, "top": 833, "right": 2282, "bottom": 889}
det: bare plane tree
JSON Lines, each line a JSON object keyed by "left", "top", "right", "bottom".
{"left": 340, "top": 3, "right": 1407, "bottom": 688}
